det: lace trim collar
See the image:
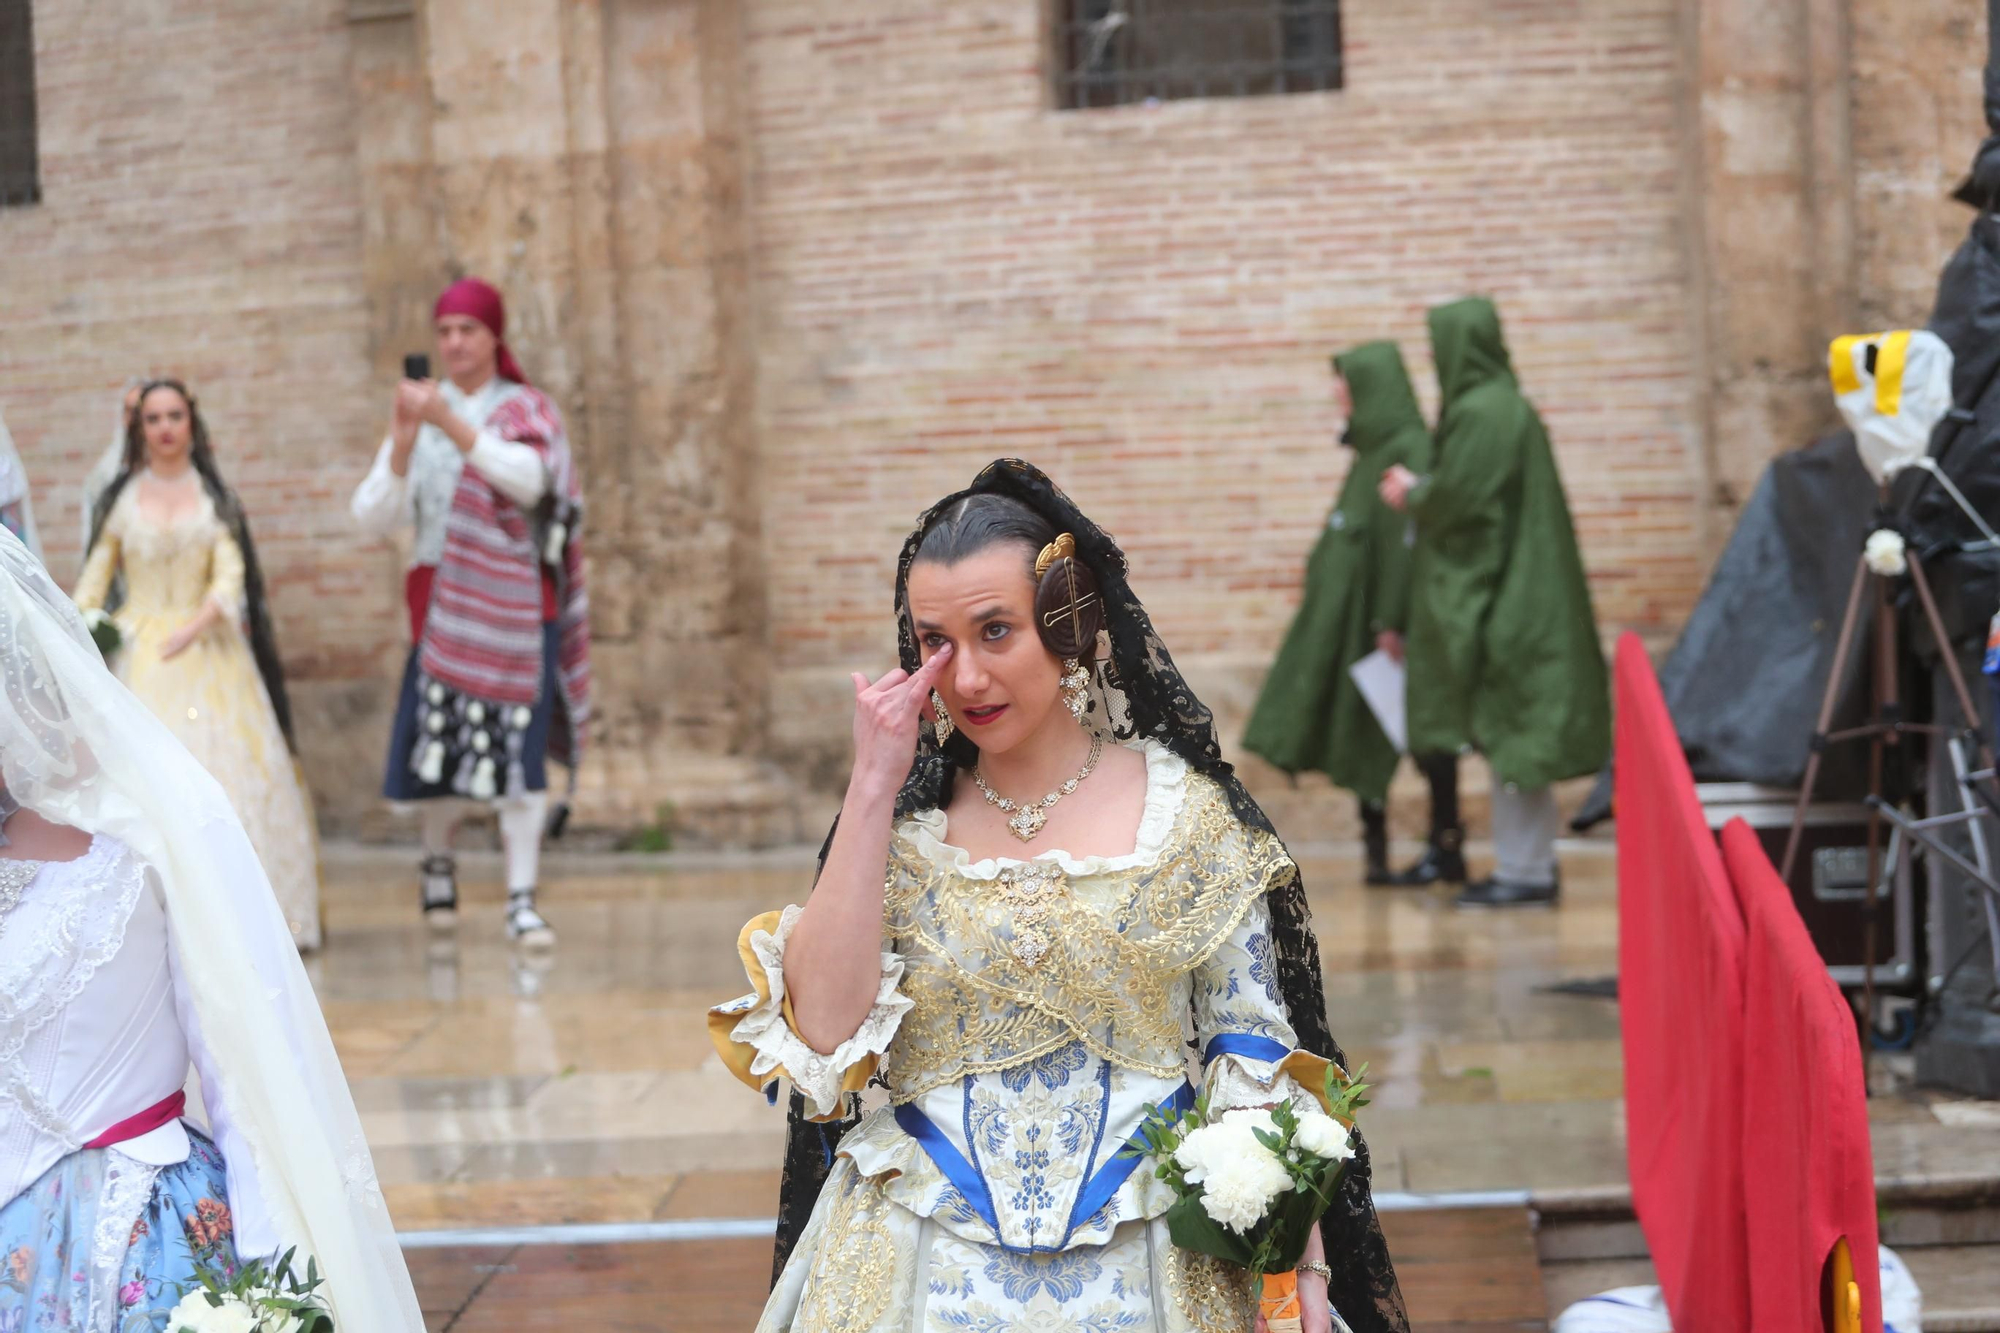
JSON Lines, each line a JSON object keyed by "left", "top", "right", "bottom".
{"left": 899, "top": 740, "right": 1189, "bottom": 880}
{"left": 0, "top": 832, "right": 114, "bottom": 883}
{"left": 0, "top": 834, "right": 111, "bottom": 919}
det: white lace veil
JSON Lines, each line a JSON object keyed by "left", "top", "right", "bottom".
{"left": 0, "top": 532, "right": 422, "bottom": 1329}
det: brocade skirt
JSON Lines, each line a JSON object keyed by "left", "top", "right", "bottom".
{"left": 0, "top": 1128, "right": 241, "bottom": 1333}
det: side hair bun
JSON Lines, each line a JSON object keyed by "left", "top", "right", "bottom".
{"left": 1033, "top": 533, "right": 1103, "bottom": 661}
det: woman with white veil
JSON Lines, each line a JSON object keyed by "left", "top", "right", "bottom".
{"left": 0, "top": 531, "right": 421, "bottom": 1329}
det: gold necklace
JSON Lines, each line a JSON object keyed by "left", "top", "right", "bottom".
{"left": 973, "top": 732, "right": 1104, "bottom": 842}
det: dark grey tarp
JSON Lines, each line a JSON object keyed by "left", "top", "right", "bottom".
{"left": 1571, "top": 434, "right": 1879, "bottom": 828}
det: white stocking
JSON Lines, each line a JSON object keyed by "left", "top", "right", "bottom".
{"left": 497, "top": 790, "right": 548, "bottom": 892}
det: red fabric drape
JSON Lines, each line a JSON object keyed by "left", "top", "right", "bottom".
{"left": 1613, "top": 633, "right": 1752, "bottom": 1329}
{"left": 1722, "top": 819, "right": 1884, "bottom": 1333}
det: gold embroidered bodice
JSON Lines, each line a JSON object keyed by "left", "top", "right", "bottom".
{"left": 880, "top": 770, "right": 1296, "bottom": 1103}
{"left": 75, "top": 487, "right": 245, "bottom": 625}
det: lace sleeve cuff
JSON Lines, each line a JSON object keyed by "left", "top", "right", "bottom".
{"left": 706, "top": 905, "right": 912, "bottom": 1123}
{"left": 1200, "top": 1034, "right": 1339, "bottom": 1116}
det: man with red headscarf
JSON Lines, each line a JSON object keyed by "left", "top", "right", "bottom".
{"left": 351, "top": 278, "right": 591, "bottom": 948}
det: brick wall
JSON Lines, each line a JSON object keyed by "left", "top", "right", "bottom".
{"left": 1852, "top": 0, "right": 1989, "bottom": 330}
{"left": 0, "top": 0, "right": 1989, "bottom": 839}
{"left": 747, "top": 0, "right": 1705, "bottom": 785}
{"left": 0, "top": 0, "right": 400, "bottom": 826}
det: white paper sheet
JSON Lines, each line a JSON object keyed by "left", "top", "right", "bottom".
{"left": 1348, "top": 649, "right": 1408, "bottom": 753}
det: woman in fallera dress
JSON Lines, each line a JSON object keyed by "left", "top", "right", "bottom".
{"left": 0, "top": 530, "right": 423, "bottom": 1331}
{"left": 710, "top": 461, "right": 1408, "bottom": 1332}
{"left": 73, "top": 380, "right": 322, "bottom": 950}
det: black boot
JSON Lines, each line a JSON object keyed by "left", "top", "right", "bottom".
{"left": 1386, "top": 827, "right": 1467, "bottom": 886}
{"left": 1388, "top": 754, "right": 1466, "bottom": 885}
{"left": 1457, "top": 873, "right": 1561, "bottom": 908}
{"left": 1360, "top": 800, "right": 1391, "bottom": 886}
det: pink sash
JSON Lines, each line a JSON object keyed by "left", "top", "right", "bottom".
{"left": 82, "top": 1091, "right": 186, "bottom": 1150}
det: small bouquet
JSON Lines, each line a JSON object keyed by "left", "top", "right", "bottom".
{"left": 166, "top": 1249, "right": 333, "bottom": 1333}
{"left": 81, "top": 608, "right": 121, "bottom": 659}
{"left": 1130, "top": 1063, "right": 1370, "bottom": 1331}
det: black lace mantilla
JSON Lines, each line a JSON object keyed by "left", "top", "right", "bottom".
{"left": 771, "top": 458, "right": 1411, "bottom": 1332}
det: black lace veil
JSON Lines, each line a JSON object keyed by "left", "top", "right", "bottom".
{"left": 771, "top": 458, "right": 1409, "bottom": 1331}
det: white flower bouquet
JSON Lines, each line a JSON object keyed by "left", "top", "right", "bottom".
{"left": 81, "top": 607, "right": 121, "bottom": 659}
{"left": 1129, "top": 1063, "right": 1370, "bottom": 1329}
{"left": 168, "top": 1249, "right": 333, "bottom": 1333}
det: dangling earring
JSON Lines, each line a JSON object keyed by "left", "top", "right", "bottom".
{"left": 931, "top": 691, "right": 954, "bottom": 744}
{"left": 1061, "top": 659, "right": 1091, "bottom": 723}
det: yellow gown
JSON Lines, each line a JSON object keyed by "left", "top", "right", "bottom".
{"left": 74, "top": 482, "right": 322, "bottom": 949}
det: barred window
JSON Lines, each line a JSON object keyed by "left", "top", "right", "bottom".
{"left": 1054, "top": 0, "right": 1342, "bottom": 111}
{"left": 0, "top": 0, "right": 37, "bottom": 207}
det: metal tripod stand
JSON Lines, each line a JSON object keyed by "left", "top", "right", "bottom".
{"left": 1781, "top": 534, "right": 2000, "bottom": 1062}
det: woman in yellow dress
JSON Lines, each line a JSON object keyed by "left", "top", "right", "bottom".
{"left": 73, "top": 379, "right": 322, "bottom": 949}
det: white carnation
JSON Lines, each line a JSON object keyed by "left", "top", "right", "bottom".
{"left": 1176, "top": 1118, "right": 1294, "bottom": 1233}
{"left": 1219, "top": 1106, "right": 1283, "bottom": 1143}
{"left": 1200, "top": 1136, "right": 1294, "bottom": 1232}
{"left": 166, "top": 1291, "right": 261, "bottom": 1333}
{"left": 1173, "top": 1122, "right": 1228, "bottom": 1185}
{"left": 1293, "top": 1111, "right": 1356, "bottom": 1162}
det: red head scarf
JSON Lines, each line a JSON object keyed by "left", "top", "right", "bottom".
{"left": 433, "top": 277, "right": 529, "bottom": 386}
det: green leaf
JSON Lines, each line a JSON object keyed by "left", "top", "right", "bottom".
{"left": 1162, "top": 1193, "right": 1257, "bottom": 1267}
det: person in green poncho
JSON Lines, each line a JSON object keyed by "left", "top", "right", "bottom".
{"left": 1243, "top": 341, "right": 1462, "bottom": 884}
{"left": 1380, "top": 297, "right": 1610, "bottom": 907}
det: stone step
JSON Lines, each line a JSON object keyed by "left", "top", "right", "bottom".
{"left": 1533, "top": 1179, "right": 2000, "bottom": 1261}
{"left": 1540, "top": 1246, "right": 2000, "bottom": 1331}
{"left": 1534, "top": 1181, "right": 2000, "bottom": 1329}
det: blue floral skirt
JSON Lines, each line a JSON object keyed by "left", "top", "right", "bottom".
{"left": 0, "top": 1128, "right": 240, "bottom": 1333}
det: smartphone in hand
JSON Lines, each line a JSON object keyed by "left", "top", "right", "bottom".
{"left": 403, "top": 353, "right": 430, "bottom": 381}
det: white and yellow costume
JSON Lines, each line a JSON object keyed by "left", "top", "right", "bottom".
{"left": 711, "top": 741, "right": 1343, "bottom": 1332}
{"left": 74, "top": 482, "right": 321, "bottom": 948}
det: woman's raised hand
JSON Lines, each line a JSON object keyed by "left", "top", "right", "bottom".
{"left": 848, "top": 643, "right": 952, "bottom": 800}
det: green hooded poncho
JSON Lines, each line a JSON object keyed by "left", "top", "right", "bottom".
{"left": 1404, "top": 298, "right": 1610, "bottom": 789}
{"left": 1243, "top": 341, "right": 1432, "bottom": 802}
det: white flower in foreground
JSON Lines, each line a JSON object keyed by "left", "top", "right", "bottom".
{"left": 1864, "top": 528, "right": 1908, "bottom": 577}
{"left": 1173, "top": 1122, "right": 1228, "bottom": 1185}
{"left": 1294, "top": 1110, "right": 1356, "bottom": 1162}
{"left": 1177, "top": 1118, "right": 1293, "bottom": 1233}
{"left": 1201, "top": 1135, "right": 1294, "bottom": 1232}
{"left": 166, "top": 1291, "right": 261, "bottom": 1333}
{"left": 1219, "top": 1106, "right": 1283, "bottom": 1142}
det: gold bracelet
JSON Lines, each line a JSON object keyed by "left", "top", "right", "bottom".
{"left": 1297, "top": 1259, "right": 1333, "bottom": 1282}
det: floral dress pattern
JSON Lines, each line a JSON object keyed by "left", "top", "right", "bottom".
{"left": 711, "top": 742, "right": 1355, "bottom": 1333}
{"left": 0, "top": 1129, "right": 240, "bottom": 1333}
